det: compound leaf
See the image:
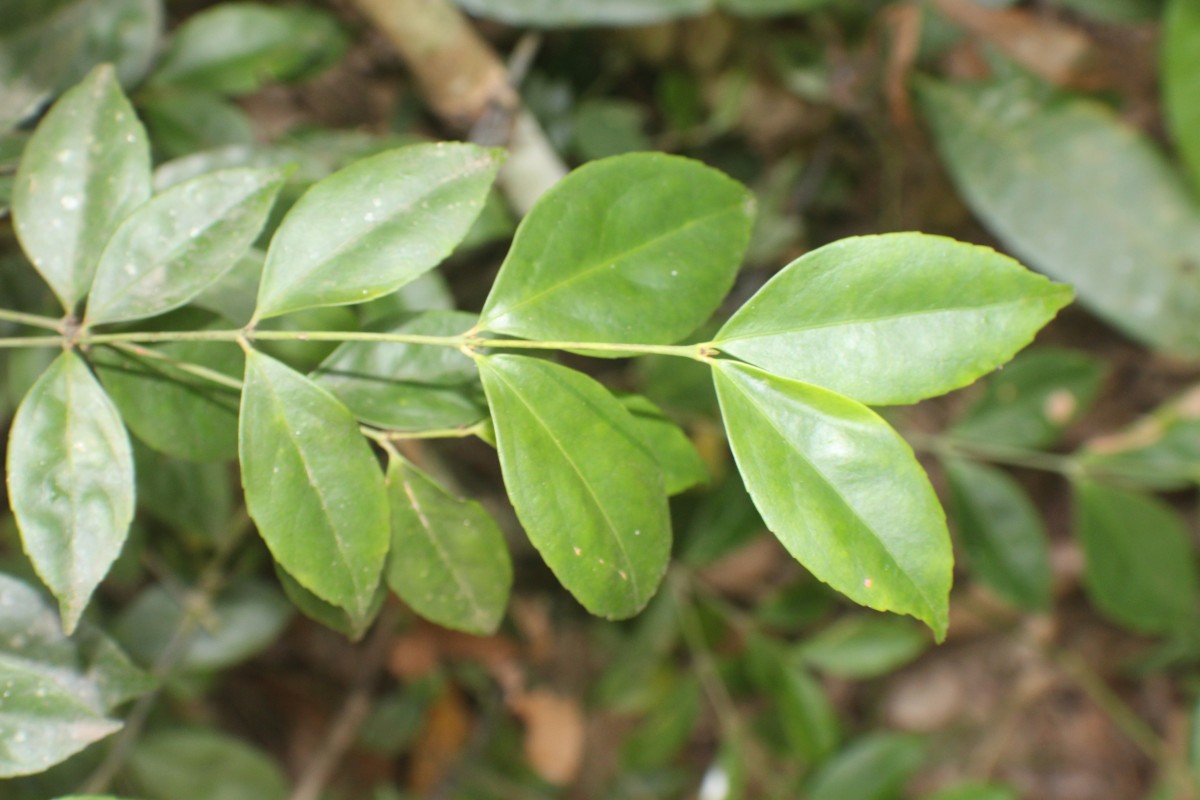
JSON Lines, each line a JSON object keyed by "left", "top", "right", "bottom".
{"left": 712, "top": 233, "right": 1071, "bottom": 405}
{"left": 479, "top": 152, "right": 753, "bottom": 346}
{"left": 6, "top": 350, "right": 134, "bottom": 633}
{"left": 255, "top": 143, "right": 501, "bottom": 320}
{"left": 239, "top": 350, "right": 389, "bottom": 618}
{"left": 713, "top": 360, "right": 951, "bottom": 638}
{"left": 478, "top": 354, "right": 670, "bottom": 618}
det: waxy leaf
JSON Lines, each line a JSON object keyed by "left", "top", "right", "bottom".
{"left": 7, "top": 351, "right": 134, "bottom": 633}
{"left": 918, "top": 76, "right": 1200, "bottom": 357}
{"left": 943, "top": 458, "right": 1051, "bottom": 612}
{"left": 1165, "top": 0, "right": 1200, "bottom": 191}
{"left": 274, "top": 563, "right": 385, "bottom": 641}
{"left": 621, "top": 394, "right": 708, "bottom": 495}
{"left": 478, "top": 355, "right": 670, "bottom": 618}
{"left": 1073, "top": 481, "right": 1198, "bottom": 635}
{"left": 479, "top": 152, "right": 753, "bottom": 345}
{"left": 312, "top": 311, "right": 485, "bottom": 432}
{"left": 86, "top": 167, "right": 285, "bottom": 325}
{"left": 712, "top": 361, "right": 951, "bottom": 638}
{"left": 386, "top": 458, "right": 512, "bottom": 635}
{"left": 239, "top": 350, "right": 389, "bottom": 617}
{"left": 12, "top": 64, "right": 150, "bottom": 311}
{"left": 712, "top": 233, "right": 1071, "bottom": 405}
{"left": 255, "top": 143, "right": 501, "bottom": 320}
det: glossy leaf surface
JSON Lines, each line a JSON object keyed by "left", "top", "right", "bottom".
{"left": 944, "top": 458, "right": 1051, "bottom": 612}
{"left": 1165, "top": 0, "right": 1200, "bottom": 191}
{"left": 312, "top": 311, "right": 485, "bottom": 431}
{"left": 239, "top": 350, "right": 389, "bottom": 617}
{"left": 712, "top": 361, "right": 951, "bottom": 638}
{"left": 386, "top": 458, "right": 512, "bottom": 635}
{"left": 7, "top": 351, "right": 134, "bottom": 633}
{"left": 274, "top": 563, "right": 385, "bottom": 641}
{"left": 621, "top": 394, "right": 708, "bottom": 495}
{"left": 12, "top": 64, "right": 150, "bottom": 311}
{"left": 478, "top": 354, "right": 670, "bottom": 618}
{"left": 86, "top": 167, "right": 285, "bottom": 325}
{"left": 255, "top": 143, "right": 500, "bottom": 319}
{"left": 713, "top": 233, "right": 1071, "bottom": 405}
{"left": 480, "top": 152, "right": 753, "bottom": 345}
{"left": 1074, "top": 481, "right": 1198, "bottom": 635}
{"left": 918, "top": 76, "right": 1200, "bottom": 357}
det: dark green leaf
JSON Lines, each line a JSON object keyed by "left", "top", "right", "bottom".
{"left": 1164, "top": 0, "right": 1200, "bottom": 191}
{"left": 950, "top": 347, "right": 1105, "bottom": 449}
{"left": 712, "top": 360, "right": 952, "bottom": 638}
{"left": 127, "top": 728, "right": 287, "bottom": 800}
{"left": 620, "top": 394, "right": 708, "bottom": 495}
{"left": 189, "top": 249, "right": 263, "bottom": 326}
{"left": 150, "top": 2, "right": 346, "bottom": 94}
{"left": 274, "top": 563, "right": 384, "bottom": 641}
{"left": 1073, "top": 481, "right": 1199, "bottom": 635}
{"left": 679, "top": 471, "right": 765, "bottom": 567}
{"left": 619, "top": 676, "right": 700, "bottom": 770}
{"left": 311, "top": 311, "right": 486, "bottom": 432}
{"left": 746, "top": 636, "right": 839, "bottom": 762}
{"left": 918, "top": 76, "right": 1200, "bottom": 358}
{"left": 1081, "top": 384, "right": 1200, "bottom": 490}
{"left": 921, "top": 783, "right": 1019, "bottom": 800}
{"left": 134, "top": 442, "right": 232, "bottom": 539}
{"left": 12, "top": 64, "right": 150, "bottom": 311}
{"left": 478, "top": 354, "right": 670, "bottom": 618}
{"left": 720, "top": 0, "right": 833, "bottom": 15}
{"left": 7, "top": 351, "right": 134, "bottom": 632}
{"left": 571, "top": 100, "right": 649, "bottom": 161}
{"left": 86, "top": 168, "right": 285, "bottom": 325}
{"left": 943, "top": 458, "right": 1052, "bottom": 611}
{"left": 239, "top": 350, "right": 389, "bottom": 617}
{"left": 255, "top": 143, "right": 501, "bottom": 320}
{"left": 451, "top": 0, "right": 708, "bottom": 25}
{"left": 796, "top": 614, "right": 928, "bottom": 680}
{"left": 713, "top": 233, "right": 1071, "bottom": 405}
{"left": 479, "top": 152, "right": 753, "bottom": 346}
{"left": 137, "top": 89, "right": 256, "bottom": 160}
{"left": 386, "top": 458, "right": 512, "bottom": 635}
{"left": 807, "top": 733, "right": 926, "bottom": 800}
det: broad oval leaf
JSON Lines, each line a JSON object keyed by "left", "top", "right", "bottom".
{"left": 254, "top": 143, "right": 501, "bottom": 320}
{"left": 85, "top": 167, "right": 286, "bottom": 325}
{"left": 1073, "top": 480, "right": 1199, "bottom": 635}
{"left": 943, "top": 458, "right": 1052, "bottom": 612}
{"left": 7, "top": 350, "right": 135, "bottom": 633}
{"left": 1165, "top": 0, "right": 1200, "bottom": 192}
{"left": 712, "top": 360, "right": 952, "bottom": 638}
{"left": 918, "top": 76, "right": 1200, "bottom": 358}
{"left": 477, "top": 354, "right": 670, "bottom": 618}
{"left": 311, "top": 310, "right": 486, "bottom": 432}
{"left": 274, "top": 563, "right": 385, "bottom": 641}
{"left": 12, "top": 63, "right": 151, "bottom": 311}
{"left": 620, "top": 393, "right": 708, "bottom": 495}
{"left": 127, "top": 728, "right": 287, "bottom": 800}
{"left": 796, "top": 614, "right": 929, "bottom": 680}
{"left": 479, "top": 152, "right": 753, "bottom": 345}
{"left": 239, "top": 349, "right": 390, "bottom": 618}
{"left": 712, "top": 233, "right": 1072, "bottom": 405}
{"left": 386, "top": 458, "right": 512, "bottom": 635}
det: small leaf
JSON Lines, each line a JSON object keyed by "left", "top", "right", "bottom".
{"left": 255, "top": 143, "right": 501, "bottom": 320}
{"left": 1073, "top": 481, "right": 1199, "bottom": 635}
{"left": 712, "top": 233, "right": 1072, "bottom": 405}
{"left": 478, "top": 354, "right": 670, "bottom": 618}
{"left": 1080, "top": 383, "right": 1200, "bottom": 490}
{"left": 239, "top": 350, "right": 389, "bottom": 617}
{"left": 943, "top": 458, "right": 1052, "bottom": 612}
{"left": 807, "top": 733, "right": 926, "bottom": 800}
{"left": 1165, "top": 0, "right": 1200, "bottom": 192}
{"left": 311, "top": 310, "right": 486, "bottom": 432}
{"left": 712, "top": 360, "right": 951, "bottom": 638}
{"left": 138, "top": 88, "right": 256, "bottom": 160}
{"left": 620, "top": 393, "right": 708, "bottom": 495}
{"left": 12, "top": 63, "right": 151, "bottom": 311}
{"left": 921, "top": 784, "right": 1019, "bottom": 800}
{"left": 450, "top": 0, "right": 708, "bottom": 26}
{"left": 127, "top": 728, "right": 287, "bottom": 800}
{"left": 274, "top": 563, "right": 384, "bottom": 641}
{"left": 150, "top": 2, "right": 347, "bottom": 94}
{"left": 796, "top": 614, "right": 929, "bottom": 680}
{"left": 7, "top": 351, "right": 135, "bottom": 632}
{"left": 386, "top": 458, "right": 512, "bottom": 635}
{"left": 745, "top": 636, "right": 840, "bottom": 762}
{"left": 85, "top": 167, "right": 285, "bottom": 325}
{"left": 479, "top": 152, "right": 753, "bottom": 345}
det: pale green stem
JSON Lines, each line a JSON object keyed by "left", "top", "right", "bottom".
{"left": 907, "top": 431, "right": 1083, "bottom": 478}
{"left": 0, "top": 307, "right": 64, "bottom": 332}
{"left": 105, "top": 342, "right": 245, "bottom": 391}
{"left": 0, "top": 335, "right": 63, "bottom": 349}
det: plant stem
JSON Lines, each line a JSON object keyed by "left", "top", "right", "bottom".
{"left": 0, "top": 307, "right": 63, "bottom": 331}
{"left": 0, "top": 335, "right": 62, "bottom": 349}
{"left": 908, "top": 431, "right": 1083, "bottom": 478}
{"left": 105, "top": 342, "right": 245, "bottom": 391}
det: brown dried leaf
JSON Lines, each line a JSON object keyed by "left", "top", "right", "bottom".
{"left": 512, "top": 690, "right": 586, "bottom": 786}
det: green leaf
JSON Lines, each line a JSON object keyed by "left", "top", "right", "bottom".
{"left": 311, "top": 311, "right": 486, "bottom": 432}
{"left": 239, "top": 350, "right": 389, "bottom": 617}
{"left": 7, "top": 351, "right": 134, "bottom": 633}
{"left": 451, "top": 0, "right": 708, "bottom": 26}
{"left": 1080, "top": 384, "right": 1200, "bottom": 490}
{"left": 712, "top": 233, "right": 1071, "bottom": 405}
{"left": 943, "top": 458, "right": 1052, "bottom": 612}
{"left": 949, "top": 347, "right": 1106, "bottom": 449}
{"left": 618, "top": 676, "right": 700, "bottom": 770}
{"left": 274, "top": 563, "right": 384, "bottom": 641}
{"left": 720, "top": 0, "right": 833, "bottom": 14}
{"left": 921, "top": 783, "right": 1019, "bottom": 800}
{"left": 0, "top": 573, "right": 151, "bottom": 777}
{"left": 85, "top": 168, "right": 285, "bottom": 325}
{"left": 796, "top": 614, "right": 929, "bottom": 680}
{"left": 807, "top": 733, "right": 926, "bottom": 800}
{"left": 150, "top": 2, "right": 347, "bottom": 95}
{"left": 385, "top": 458, "right": 512, "bottom": 635}
{"left": 1073, "top": 481, "right": 1199, "bottom": 635}
{"left": 479, "top": 152, "right": 753, "bottom": 346}
{"left": 138, "top": 89, "right": 256, "bottom": 160}
{"left": 12, "top": 64, "right": 150, "bottom": 311}
{"left": 712, "top": 360, "right": 951, "bottom": 638}
{"left": 917, "top": 76, "right": 1200, "bottom": 358}
{"left": 190, "top": 248, "right": 262, "bottom": 326}
{"left": 620, "top": 394, "right": 708, "bottom": 495}
{"left": 134, "top": 442, "right": 233, "bottom": 540}
{"left": 127, "top": 728, "right": 287, "bottom": 800}
{"left": 477, "top": 354, "right": 670, "bottom": 618}
{"left": 255, "top": 143, "right": 501, "bottom": 320}
{"left": 746, "top": 636, "right": 839, "bottom": 762}
{"left": 1165, "top": 0, "right": 1200, "bottom": 191}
